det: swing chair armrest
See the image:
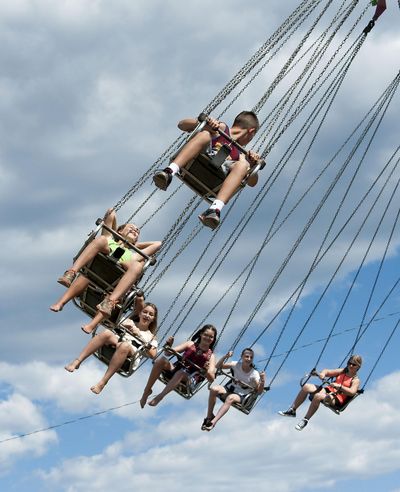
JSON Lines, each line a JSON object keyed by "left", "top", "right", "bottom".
{"left": 95, "top": 220, "right": 155, "bottom": 263}
{"left": 198, "top": 113, "right": 252, "bottom": 158}
{"left": 163, "top": 344, "right": 180, "bottom": 357}
{"left": 218, "top": 369, "right": 261, "bottom": 392}
{"left": 257, "top": 385, "right": 270, "bottom": 395}
{"left": 300, "top": 369, "right": 328, "bottom": 387}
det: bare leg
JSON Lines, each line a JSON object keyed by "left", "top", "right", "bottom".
{"left": 216, "top": 160, "right": 249, "bottom": 204}
{"left": 108, "top": 261, "right": 143, "bottom": 302}
{"left": 148, "top": 370, "right": 187, "bottom": 406}
{"left": 210, "top": 393, "right": 241, "bottom": 429}
{"left": 304, "top": 390, "right": 327, "bottom": 420}
{"left": 91, "top": 342, "right": 134, "bottom": 394}
{"left": 64, "top": 359, "right": 81, "bottom": 372}
{"left": 173, "top": 131, "right": 211, "bottom": 168}
{"left": 82, "top": 311, "right": 105, "bottom": 334}
{"left": 65, "top": 330, "right": 117, "bottom": 372}
{"left": 291, "top": 383, "right": 318, "bottom": 410}
{"left": 50, "top": 276, "right": 90, "bottom": 312}
{"left": 71, "top": 236, "right": 110, "bottom": 272}
{"left": 140, "top": 357, "right": 171, "bottom": 408}
{"left": 207, "top": 385, "right": 225, "bottom": 419}
{"left": 96, "top": 261, "right": 144, "bottom": 321}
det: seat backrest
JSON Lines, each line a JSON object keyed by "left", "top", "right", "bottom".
{"left": 80, "top": 252, "right": 126, "bottom": 291}
{"left": 158, "top": 364, "right": 206, "bottom": 399}
{"left": 94, "top": 330, "right": 146, "bottom": 377}
{"left": 178, "top": 153, "right": 227, "bottom": 203}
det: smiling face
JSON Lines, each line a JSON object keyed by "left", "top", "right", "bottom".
{"left": 138, "top": 303, "right": 158, "bottom": 333}
{"left": 200, "top": 327, "right": 216, "bottom": 347}
{"left": 347, "top": 355, "right": 362, "bottom": 374}
{"left": 119, "top": 223, "right": 140, "bottom": 244}
{"left": 140, "top": 305, "right": 155, "bottom": 325}
{"left": 241, "top": 349, "right": 254, "bottom": 367}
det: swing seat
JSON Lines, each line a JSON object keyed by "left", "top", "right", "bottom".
{"left": 177, "top": 152, "right": 229, "bottom": 204}
{"left": 157, "top": 348, "right": 208, "bottom": 399}
{"left": 93, "top": 327, "right": 149, "bottom": 378}
{"left": 322, "top": 390, "right": 363, "bottom": 415}
{"left": 175, "top": 114, "right": 264, "bottom": 203}
{"left": 79, "top": 251, "right": 126, "bottom": 292}
{"left": 218, "top": 389, "right": 259, "bottom": 415}
{"left": 69, "top": 219, "right": 154, "bottom": 324}
{"left": 159, "top": 365, "right": 206, "bottom": 399}
{"left": 73, "top": 276, "right": 140, "bottom": 330}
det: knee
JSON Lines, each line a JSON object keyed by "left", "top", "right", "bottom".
{"left": 196, "top": 130, "right": 212, "bottom": 145}
{"left": 118, "top": 342, "right": 132, "bottom": 355}
{"left": 127, "top": 260, "right": 143, "bottom": 274}
{"left": 231, "top": 160, "right": 248, "bottom": 175}
{"left": 313, "top": 392, "right": 326, "bottom": 403}
{"left": 99, "top": 331, "right": 114, "bottom": 343}
{"left": 95, "top": 236, "right": 109, "bottom": 249}
{"left": 225, "top": 395, "right": 236, "bottom": 404}
{"left": 210, "top": 386, "right": 222, "bottom": 397}
{"left": 303, "top": 384, "right": 314, "bottom": 394}
{"left": 155, "top": 356, "right": 168, "bottom": 369}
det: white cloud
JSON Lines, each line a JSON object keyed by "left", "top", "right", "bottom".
{"left": 0, "top": 393, "right": 57, "bottom": 473}
{"left": 0, "top": 370, "right": 395, "bottom": 491}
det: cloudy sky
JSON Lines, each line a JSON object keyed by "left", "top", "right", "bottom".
{"left": 1, "top": 1, "right": 400, "bottom": 491}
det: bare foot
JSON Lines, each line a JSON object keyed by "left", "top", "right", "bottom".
{"left": 64, "top": 359, "right": 81, "bottom": 372}
{"left": 148, "top": 394, "right": 163, "bottom": 407}
{"left": 50, "top": 303, "right": 64, "bottom": 312}
{"left": 81, "top": 324, "right": 93, "bottom": 334}
{"left": 139, "top": 389, "right": 152, "bottom": 408}
{"left": 90, "top": 381, "right": 107, "bottom": 394}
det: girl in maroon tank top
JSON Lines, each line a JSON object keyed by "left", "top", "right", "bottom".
{"left": 140, "top": 324, "right": 217, "bottom": 408}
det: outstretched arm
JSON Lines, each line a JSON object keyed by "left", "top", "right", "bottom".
{"left": 257, "top": 371, "right": 266, "bottom": 394}
{"left": 216, "top": 350, "right": 234, "bottom": 370}
{"left": 178, "top": 117, "right": 226, "bottom": 134}
{"left": 102, "top": 208, "right": 117, "bottom": 237}
{"left": 135, "top": 240, "right": 162, "bottom": 257}
{"left": 318, "top": 368, "right": 343, "bottom": 380}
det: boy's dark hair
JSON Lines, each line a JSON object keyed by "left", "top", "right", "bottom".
{"left": 233, "top": 111, "right": 259, "bottom": 131}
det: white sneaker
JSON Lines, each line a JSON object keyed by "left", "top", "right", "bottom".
{"left": 295, "top": 418, "right": 309, "bottom": 431}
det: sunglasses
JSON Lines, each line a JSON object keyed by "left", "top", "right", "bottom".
{"left": 348, "top": 362, "right": 359, "bottom": 367}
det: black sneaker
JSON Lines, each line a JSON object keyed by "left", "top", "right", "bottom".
{"left": 201, "top": 416, "right": 214, "bottom": 431}
{"left": 295, "top": 418, "right": 309, "bottom": 431}
{"left": 199, "top": 208, "right": 220, "bottom": 230}
{"left": 278, "top": 407, "right": 296, "bottom": 417}
{"left": 153, "top": 168, "right": 172, "bottom": 190}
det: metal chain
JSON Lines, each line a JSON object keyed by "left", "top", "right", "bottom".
{"left": 254, "top": 0, "right": 359, "bottom": 152}
{"left": 253, "top": 0, "right": 334, "bottom": 114}
{"left": 203, "top": 0, "right": 319, "bottom": 115}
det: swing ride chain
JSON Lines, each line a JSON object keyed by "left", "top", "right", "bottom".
{"left": 141, "top": 196, "right": 201, "bottom": 288}
{"left": 112, "top": 134, "right": 185, "bottom": 213}
{"left": 144, "top": 224, "right": 203, "bottom": 302}
{"left": 256, "top": 0, "right": 360, "bottom": 151}
{"left": 204, "top": 0, "right": 319, "bottom": 115}
{"left": 136, "top": 184, "right": 182, "bottom": 228}
{"left": 218, "top": 0, "right": 323, "bottom": 120}
{"left": 262, "top": 14, "right": 367, "bottom": 158}
{"left": 253, "top": 0, "right": 335, "bottom": 115}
